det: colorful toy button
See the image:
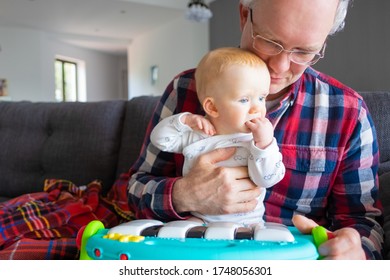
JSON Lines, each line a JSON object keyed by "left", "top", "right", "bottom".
{"left": 119, "top": 235, "right": 145, "bottom": 242}
{"left": 103, "top": 232, "right": 145, "bottom": 243}
{"left": 311, "top": 225, "right": 335, "bottom": 259}
{"left": 312, "top": 226, "right": 329, "bottom": 248}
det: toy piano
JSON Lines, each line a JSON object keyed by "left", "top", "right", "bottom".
{"left": 78, "top": 219, "right": 323, "bottom": 260}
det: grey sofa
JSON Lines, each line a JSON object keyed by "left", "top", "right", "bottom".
{"left": 0, "top": 96, "right": 158, "bottom": 201}
{"left": 0, "top": 92, "right": 389, "bottom": 259}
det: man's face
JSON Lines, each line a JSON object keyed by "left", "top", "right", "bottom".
{"left": 239, "top": 0, "right": 339, "bottom": 100}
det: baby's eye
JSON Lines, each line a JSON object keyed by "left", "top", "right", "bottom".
{"left": 259, "top": 96, "right": 265, "bottom": 102}
{"left": 239, "top": 98, "right": 249, "bottom": 103}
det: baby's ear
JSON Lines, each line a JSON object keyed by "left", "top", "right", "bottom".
{"left": 203, "top": 97, "right": 219, "bottom": 118}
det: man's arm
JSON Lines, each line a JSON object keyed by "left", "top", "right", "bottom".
{"left": 327, "top": 98, "right": 383, "bottom": 259}
{"left": 127, "top": 81, "right": 185, "bottom": 220}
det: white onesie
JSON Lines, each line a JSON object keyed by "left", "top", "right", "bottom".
{"left": 151, "top": 112, "right": 285, "bottom": 226}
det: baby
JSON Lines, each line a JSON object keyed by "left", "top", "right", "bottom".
{"left": 151, "top": 47, "right": 285, "bottom": 226}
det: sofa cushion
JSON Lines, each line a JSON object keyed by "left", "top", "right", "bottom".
{"left": 0, "top": 101, "right": 126, "bottom": 201}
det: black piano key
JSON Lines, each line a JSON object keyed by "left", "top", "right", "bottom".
{"left": 139, "top": 224, "right": 254, "bottom": 240}
{"left": 186, "top": 226, "right": 208, "bottom": 238}
{"left": 141, "top": 225, "right": 164, "bottom": 237}
{"left": 235, "top": 227, "right": 254, "bottom": 240}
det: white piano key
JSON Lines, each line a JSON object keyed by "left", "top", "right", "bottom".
{"left": 108, "top": 219, "right": 163, "bottom": 236}
{"left": 253, "top": 222, "right": 295, "bottom": 242}
{"left": 204, "top": 222, "right": 242, "bottom": 240}
{"left": 157, "top": 220, "right": 203, "bottom": 238}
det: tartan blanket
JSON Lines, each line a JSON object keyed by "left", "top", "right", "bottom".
{"left": 0, "top": 179, "right": 133, "bottom": 260}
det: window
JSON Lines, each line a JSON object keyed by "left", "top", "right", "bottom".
{"left": 55, "top": 59, "right": 78, "bottom": 102}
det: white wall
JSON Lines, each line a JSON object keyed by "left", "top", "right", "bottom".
{"left": 128, "top": 16, "right": 209, "bottom": 98}
{"left": 0, "top": 27, "right": 45, "bottom": 101}
{"left": 0, "top": 16, "right": 209, "bottom": 102}
{"left": 0, "top": 26, "right": 127, "bottom": 102}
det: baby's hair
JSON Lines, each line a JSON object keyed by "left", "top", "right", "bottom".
{"left": 195, "top": 47, "right": 267, "bottom": 101}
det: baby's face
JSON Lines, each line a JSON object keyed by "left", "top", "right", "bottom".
{"left": 210, "top": 64, "right": 270, "bottom": 134}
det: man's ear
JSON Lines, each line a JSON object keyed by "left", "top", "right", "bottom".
{"left": 203, "top": 97, "right": 219, "bottom": 118}
{"left": 239, "top": 3, "right": 249, "bottom": 32}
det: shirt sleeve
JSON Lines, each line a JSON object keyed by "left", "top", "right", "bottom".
{"left": 329, "top": 97, "right": 384, "bottom": 259}
{"left": 126, "top": 70, "right": 199, "bottom": 221}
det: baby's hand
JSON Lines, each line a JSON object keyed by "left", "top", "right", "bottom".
{"left": 246, "top": 117, "right": 274, "bottom": 149}
{"left": 182, "top": 114, "right": 216, "bottom": 136}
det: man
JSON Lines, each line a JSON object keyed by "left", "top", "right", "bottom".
{"left": 123, "top": 0, "right": 383, "bottom": 259}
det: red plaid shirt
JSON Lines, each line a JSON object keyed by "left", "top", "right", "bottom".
{"left": 119, "top": 67, "right": 383, "bottom": 259}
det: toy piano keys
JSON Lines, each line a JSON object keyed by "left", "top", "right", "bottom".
{"left": 78, "top": 219, "right": 321, "bottom": 260}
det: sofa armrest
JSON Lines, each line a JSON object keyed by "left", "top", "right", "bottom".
{"left": 116, "top": 96, "right": 160, "bottom": 177}
{"left": 379, "top": 172, "right": 390, "bottom": 259}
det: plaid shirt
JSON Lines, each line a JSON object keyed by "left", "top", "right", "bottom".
{"left": 126, "top": 67, "right": 384, "bottom": 259}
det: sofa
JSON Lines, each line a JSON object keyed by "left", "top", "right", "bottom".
{"left": 0, "top": 92, "right": 389, "bottom": 259}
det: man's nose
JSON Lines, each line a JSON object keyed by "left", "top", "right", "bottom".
{"left": 267, "top": 52, "right": 291, "bottom": 74}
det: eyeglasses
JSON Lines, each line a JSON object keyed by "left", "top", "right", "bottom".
{"left": 249, "top": 9, "right": 326, "bottom": 66}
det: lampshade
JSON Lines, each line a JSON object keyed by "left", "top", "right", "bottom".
{"left": 185, "top": 0, "right": 213, "bottom": 22}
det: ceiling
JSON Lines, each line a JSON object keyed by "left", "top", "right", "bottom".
{"left": 0, "top": 0, "right": 213, "bottom": 55}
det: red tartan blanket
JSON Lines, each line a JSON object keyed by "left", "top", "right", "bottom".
{"left": 0, "top": 179, "right": 133, "bottom": 260}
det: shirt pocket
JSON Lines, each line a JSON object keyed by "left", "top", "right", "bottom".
{"left": 275, "top": 145, "right": 339, "bottom": 213}
{"left": 281, "top": 145, "right": 338, "bottom": 173}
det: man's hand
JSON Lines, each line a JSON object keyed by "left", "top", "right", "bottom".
{"left": 292, "top": 215, "right": 366, "bottom": 260}
{"left": 172, "top": 147, "right": 261, "bottom": 215}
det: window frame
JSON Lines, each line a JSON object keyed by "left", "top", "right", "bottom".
{"left": 55, "top": 58, "right": 79, "bottom": 102}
